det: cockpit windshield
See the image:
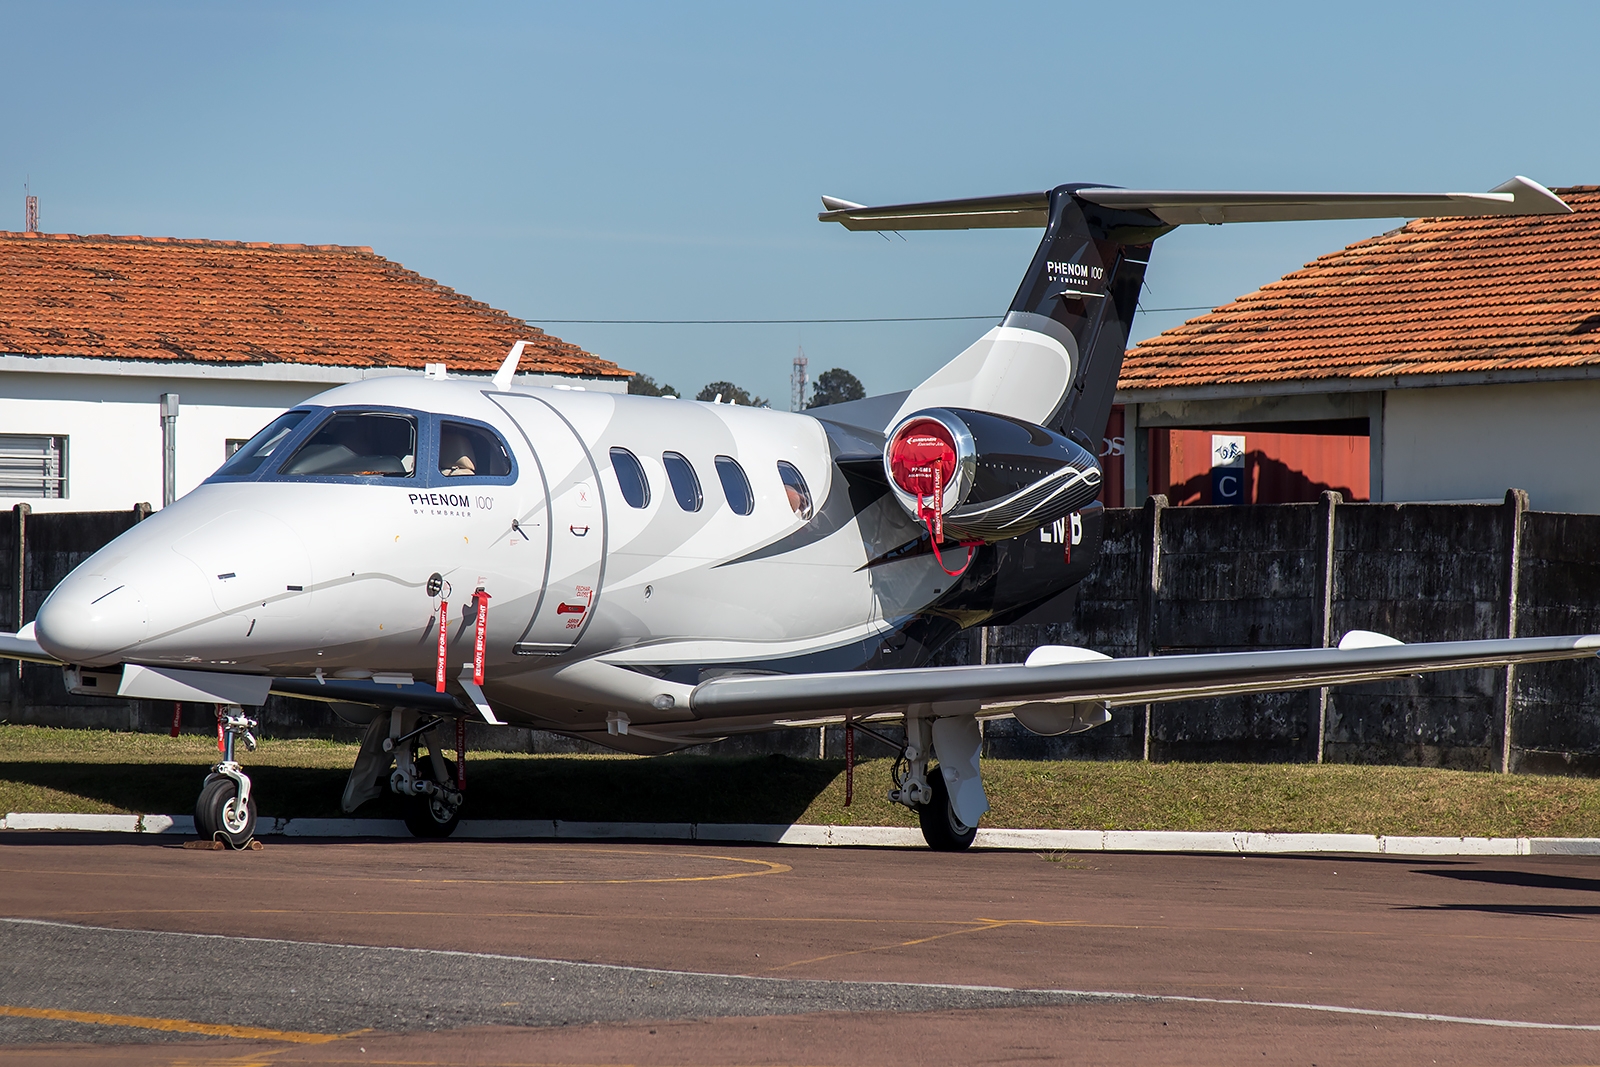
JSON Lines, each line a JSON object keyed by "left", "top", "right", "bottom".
{"left": 214, "top": 410, "right": 311, "bottom": 477}
{"left": 278, "top": 411, "right": 417, "bottom": 478}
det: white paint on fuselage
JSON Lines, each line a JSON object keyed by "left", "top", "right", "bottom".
{"left": 35, "top": 376, "right": 948, "bottom": 740}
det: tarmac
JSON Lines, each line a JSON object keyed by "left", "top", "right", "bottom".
{"left": 1, "top": 833, "right": 1599, "bottom": 1065}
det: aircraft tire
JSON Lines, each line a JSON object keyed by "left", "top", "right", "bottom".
{"left": 917, "top": 767, "right": 978, "bottom": 852}
{"left": 195, "top": 776, "right": 257, "bottom": 848}
{"left": 402, "top": 753, "right": 461, "bottom": 839}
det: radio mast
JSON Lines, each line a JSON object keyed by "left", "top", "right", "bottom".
{"left": 790, "top": 348, "right": 809, "bottom": 411}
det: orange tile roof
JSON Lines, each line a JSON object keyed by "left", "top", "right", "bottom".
{"left": 0, "top": 231, "right": 627, "bottom": 378}
{"left": 1121, "top": 186, "right": 1600, "bottom": 392}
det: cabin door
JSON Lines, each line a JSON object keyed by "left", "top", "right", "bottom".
{"left": 492, "top": 394, "right": 606, "bottom": 654}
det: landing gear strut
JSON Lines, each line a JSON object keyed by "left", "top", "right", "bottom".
{"left": 889, "top": 713, "right": 985, "bottom": 852}
{"left": 342, "top": 711, "right": 464, "bottom": 837}
{"left": 195, "top": 705, "right": 258, "bottom": 848}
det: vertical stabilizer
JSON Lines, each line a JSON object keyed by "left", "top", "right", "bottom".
{"left": 888, "top": 185, "right": 1162, "bottom": 450}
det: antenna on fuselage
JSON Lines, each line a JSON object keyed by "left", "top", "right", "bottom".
{"left": 493, "top": 341, "right": 528, "bottom": 391}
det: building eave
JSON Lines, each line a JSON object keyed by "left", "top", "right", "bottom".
{"left": 1115, "top": 362, "right": 1600, "bottom": 405}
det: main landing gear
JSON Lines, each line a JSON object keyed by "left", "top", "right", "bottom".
{"left": 194, "top": 705, "right": 259, "bottom": 848}
{"left": 889, "top": 714, "right": 986, "bottom": 852}
{"left": 342, "top": 710, "right": 465, "bottom": 838}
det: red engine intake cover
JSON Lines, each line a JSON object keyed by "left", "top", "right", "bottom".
{"left": 888, "top": 417, "right": 957, "bottom": 504}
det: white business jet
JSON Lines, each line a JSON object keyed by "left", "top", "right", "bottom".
{"left": 2, "top": 176, "right": 1593, "bottom": 849}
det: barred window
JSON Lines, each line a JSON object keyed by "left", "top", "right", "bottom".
{"left": 0, "top": 435, "right": 67, "bottom": 498}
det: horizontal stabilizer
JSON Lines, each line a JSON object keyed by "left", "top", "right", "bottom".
{"left": 819, "top": 177, "right": 1570, "bottom": 231}
{"left": 821, "top": 191, "right": 1049, "bottom": 230}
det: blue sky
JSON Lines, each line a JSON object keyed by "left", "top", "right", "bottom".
{"left": 5, "top": 1, "right": 1598, "bottom": 404}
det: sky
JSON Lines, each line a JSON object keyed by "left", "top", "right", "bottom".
{"left": 5, "top": 1, "right": 1599, "bottom": 406}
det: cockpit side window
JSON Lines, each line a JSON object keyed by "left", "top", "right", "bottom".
{"left": 279, "top": 411, "right": 417, "bottom": 478}
{"left": 215, "top": 410, "right": 310, "bottom": 477}
{"left": 438, "top": 421, "right": 513, "bottom": 478}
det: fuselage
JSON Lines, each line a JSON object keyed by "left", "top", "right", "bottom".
{"left": 35, "top": 376, "right": 987, "bottom": 745}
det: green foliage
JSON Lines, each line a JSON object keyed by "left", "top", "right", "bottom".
{"left": 806, "top": 367, "right": 866, "bottom": 408}
{"left": 627, "top": 373, "right": 677, "bottom": 397}
{"left": 695, "top": 380, "right": 766, "bottom": 407}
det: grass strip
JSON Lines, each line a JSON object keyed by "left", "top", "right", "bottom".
{"left": 2, "top": 724, "right": 1599, "bottom": 837}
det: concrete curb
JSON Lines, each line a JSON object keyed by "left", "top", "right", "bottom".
{"left": 4, "top": 813, "right": 1600, "bottom": 855}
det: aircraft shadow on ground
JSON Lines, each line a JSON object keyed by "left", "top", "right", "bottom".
{"left": 1416, "top": 868, "right": 1600, "bottom": 894}
{"left": 0, "top": 754, "right": 847, "bottom": 825}
{"left": 1399, "top": 867, "right": 1600, "bottom": 917}
{"left": 1401, "top": 903, "right": 1600, "bottom": 917}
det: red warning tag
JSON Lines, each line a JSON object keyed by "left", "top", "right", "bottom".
{"left": 472, "top": 590, "right": 491, "bottom": 686}
{"left": 435, "top": 600, "right": 449, "bottom": 693}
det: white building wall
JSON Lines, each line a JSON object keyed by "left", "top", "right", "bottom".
{"left": 0, "top": 373, "right": 321, "bottom": 513}
{"left": 1383, "top": 379, "right": 1600, "bottom": 512}
{"left": 1, "top": 363, "right": 626, "bottom": 513}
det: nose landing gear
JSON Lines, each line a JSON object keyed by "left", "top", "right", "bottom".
{"left": 194, "top": 705, "right": 258, "bottom": 848}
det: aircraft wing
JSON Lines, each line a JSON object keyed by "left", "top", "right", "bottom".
{"left": 818, "top": 176, "right": 1570, "bottom": 230}
{"left": 688, "top": 634, "right": 1600, "bottom": 720}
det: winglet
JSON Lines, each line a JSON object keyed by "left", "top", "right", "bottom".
{"left": 493, "top": 341, "right": 528, "bottom": 392}
{"left": 1492, "top": 175, "right": 1574, "bottom": 215}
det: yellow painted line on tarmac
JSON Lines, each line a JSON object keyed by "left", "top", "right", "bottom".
{"left": 769, "top": 918, "right": 1018, "bottom": 971}
{"left": 412, "top": 847, "right": 793, "bottom": 886}
{"left": 0, "top": 1003, "right": 358, "bottom": 1044}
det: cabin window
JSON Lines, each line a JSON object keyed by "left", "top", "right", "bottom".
{"left": 663, "top": 452, "right": 703, "bottom": 512}
{"left": 777, "top": 461, "right": 812, "bottom": 519}
{"left": 438, "top": 421, "right": 512, "bottom": 478}
{"left": 610, "top": 447, "right": 650, "bottom": 508}
{"left": 216, "top": 410, "right": 310, "bottom": 477}
{"left": 279, "top": 411, "right": 417, "bottom": 478}
{"left": 715, "top": 455, "right": 754, "bottom": 516}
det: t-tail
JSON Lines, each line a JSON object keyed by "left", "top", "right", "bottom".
{"left": 820, "top": 176, "right": 1569, "bottom": 455}
{"left": 820, "top": 177, "right": 1567, "bottom": 627}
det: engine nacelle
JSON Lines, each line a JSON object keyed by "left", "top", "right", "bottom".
{"left": 883, "top": 407, "right": 1102, "bottom": 543}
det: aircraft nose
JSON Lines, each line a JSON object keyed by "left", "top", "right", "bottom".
{"left": 34, "top": 574, "right": 150, "bottom": 668}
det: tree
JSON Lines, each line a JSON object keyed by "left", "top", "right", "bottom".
{"left": 628, "top": 373, "right": 678, "bottom": 397}
{"left": 806, "top": 367, "right": 866, "bottom": 408}
{"left": 695, "top": 381, "right": 766, "bottom": 407}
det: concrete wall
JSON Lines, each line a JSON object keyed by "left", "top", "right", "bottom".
{"left": 10, "top": 498, "right": 1600, "bottom": 775}
{"left": 1382, "top": 380, "right": 1600, "bottom": 512}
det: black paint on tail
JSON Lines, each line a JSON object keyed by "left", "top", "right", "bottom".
{"left": 931, "top": 189, "right": 1167, "bottom": 628}
{"left": 1003, "top": 185, "right": 1167, "bottom": 455}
